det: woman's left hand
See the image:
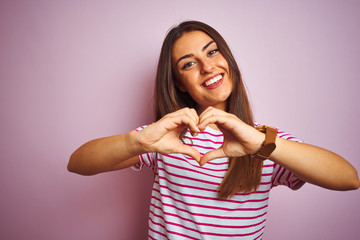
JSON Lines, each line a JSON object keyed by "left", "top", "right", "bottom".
{"left": 197, "top": 107, "right": 360, "bottom": 190}
{"left": 197, "top": 107, "right": 264, "bottom": 166}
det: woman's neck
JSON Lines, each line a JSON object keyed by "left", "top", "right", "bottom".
{"left": 197, "top": 103, "right": 227, "bottom": 115}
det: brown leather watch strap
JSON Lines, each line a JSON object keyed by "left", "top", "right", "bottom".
{"left": 254, "top": 125, "right": 278, "bottom": 160}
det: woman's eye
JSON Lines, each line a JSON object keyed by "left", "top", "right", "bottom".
{"left": 182, "top": 61, "right": 195, "bottom": 70}
{"left": 208, "top": 49, "right": 219, "bottom": 56}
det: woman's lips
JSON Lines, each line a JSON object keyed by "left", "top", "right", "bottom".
{"left": 202, "top": 74, "right": 224, "bottom": 89}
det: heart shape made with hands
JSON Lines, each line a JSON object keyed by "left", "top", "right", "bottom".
{"left": 183, "top": 124, "right": 250, "bottom": 167}
{"left": 178, "top": 112, "right": 262, "bottom": 166}
{"left": 147, "top": 107, "right": 264, "bottom": 166}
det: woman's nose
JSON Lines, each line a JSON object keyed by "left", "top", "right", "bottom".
{"left": 200, "top": 59, "right": 215, "bottom": 74}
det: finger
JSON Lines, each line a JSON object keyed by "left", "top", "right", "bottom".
{"left": 198, "top": 114, "right": 233, "bottom": 132}
{"left": 177, "top": 108, "right": 198, "bottom": 122}
{"left": 198, "top": 108, "right": 229, "bottom": 130}
{"left": 198, "top": 106, "right": 216, "bottom": 120}
{"left": 167, "top": 107, "right": 193, "bottom": 119}
{"left": 199, "top": 148, "right": 227, "bottom": 166}
{"left": 176, "top": 144, "right": 201, "bottom": 162}
{"left": 189, "top": 108, "right": 199, "bottom": 125}
{"left": 182, "top": 108, "right": 198, "bottom": 125}
{"left": 170, "top": 114, "right": 200, "bottom": 134}
{"left": 171, "top": 108, "right": 200, "bottom": 135}
{"left": 187, "top": 108, "right": 200, "bottom": 136}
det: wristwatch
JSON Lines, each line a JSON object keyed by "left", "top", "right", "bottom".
{"left": 254, "top": 125, "right": 278, "bottom": 160}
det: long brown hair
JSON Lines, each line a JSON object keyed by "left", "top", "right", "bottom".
{"left": 154, "top": 21, "right": 262, "bottom": 199}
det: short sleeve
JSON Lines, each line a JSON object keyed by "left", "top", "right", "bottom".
{"left": 131, "top": 152, "right": 157, "bottom": 171}
{"left": 271, "top": 128, "right": 305, "bottom": 190}
{"left": 131, "top": 125, "right": 157, "bottom": 171}
{"left": 271, "top": 163, "right": 305, "bottom": 190}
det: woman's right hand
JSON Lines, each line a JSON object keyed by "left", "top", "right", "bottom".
{"left": 136, "top": 108, "right": 201, "bottom": 162}
{"left": 68, "top": 107, "right": 201, "bottom": 175}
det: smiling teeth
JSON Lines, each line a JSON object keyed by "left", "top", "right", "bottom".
{"left": 204, "top": 75, "right": 223, "bottom": 87}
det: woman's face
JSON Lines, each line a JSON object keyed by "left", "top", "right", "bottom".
{"left": 172, "top": 30, "right": 233, "bottom": 113}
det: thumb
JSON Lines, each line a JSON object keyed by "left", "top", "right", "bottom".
{"left": 200, "top": 148, "right": 227, "bottom": 166}
{"left": 177, "top": 144, "right": 201, "bottom": 162}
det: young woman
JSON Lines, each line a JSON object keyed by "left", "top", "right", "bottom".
{"left": 68, "top": 21, "right": 359, "bottom": 239}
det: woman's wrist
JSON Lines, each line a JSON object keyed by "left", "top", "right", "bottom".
{"left": 251, "top": 125, "right": 277, "bottom": 159}
{"left": 125, "top": 130, "right": 147, "bottom": 157}
{"left": 250, "top": 130, "right": 266, "bottom": 155}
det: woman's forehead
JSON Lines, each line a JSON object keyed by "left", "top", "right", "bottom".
{"left": 172, "top": 31, "right": 215, "bottom": 60}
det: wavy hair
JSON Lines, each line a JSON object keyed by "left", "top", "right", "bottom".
{"left": 154, "top": 21, "right": 262, "bottom": 199}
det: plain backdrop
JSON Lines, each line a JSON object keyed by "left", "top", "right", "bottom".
{"left": 1, "top": 0, "right": 359, "bottom": 239}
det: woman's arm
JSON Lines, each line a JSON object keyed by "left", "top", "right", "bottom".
{"left": 67, "top": 108, "right": 202, "bottom": 175}
{"left": 197, "top": 107, "right": 360, "bottom": 191}
{"left": 270, "top": 138, "right": 360, "bottom": 190}
{"left": 67, "top": 131, "right": 143, "bottom": 175}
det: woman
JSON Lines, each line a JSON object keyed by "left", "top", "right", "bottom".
{"left": 68, "top": 21, "right": 359, "bottom": 239}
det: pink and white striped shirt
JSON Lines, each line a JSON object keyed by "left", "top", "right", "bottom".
{"left": 133, "top": 125, "right": 304, "bottom": 239}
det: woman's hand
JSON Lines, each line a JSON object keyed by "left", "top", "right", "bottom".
{"left": 137, "top": 108, "right": 201, "bottom": 162}
{"left": 197, "top": 107, "right": 264, "bottom": 166}
{"left": 197, "top": 108, "right": 359, "bottom": 190}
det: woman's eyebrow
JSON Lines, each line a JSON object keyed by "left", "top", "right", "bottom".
{"left": 176, "top": 54, "right": 194, "bottom": 66}
{"left": 176, "top": 40, "right": 216, "bottom": 66}
{"left": 202, "top": 40, "right": 215, "bottom": 51}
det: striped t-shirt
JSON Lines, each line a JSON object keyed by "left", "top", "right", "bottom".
{"left": 133, "top": 125, "right": 304, "bottom": 239}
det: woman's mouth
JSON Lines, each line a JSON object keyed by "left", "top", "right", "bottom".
{"left": 202, "top": 74, "right": 223, "bottom": 87}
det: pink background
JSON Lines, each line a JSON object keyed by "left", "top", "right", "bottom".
{"left": 1, "top": 0, "right": 359, "bottom": 239}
